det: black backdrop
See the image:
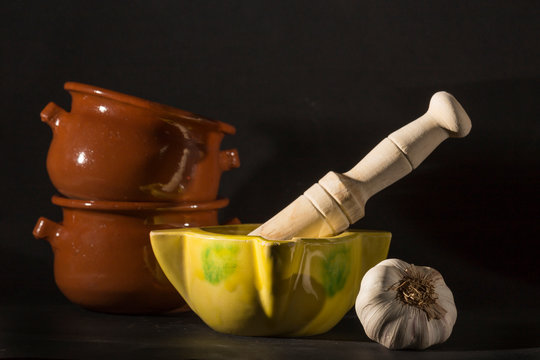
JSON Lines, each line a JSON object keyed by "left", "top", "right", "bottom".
{"left": 1, "top": 0, "right": 539, "bottom": 354}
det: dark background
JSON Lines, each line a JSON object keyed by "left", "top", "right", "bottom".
{"left": 1, "top": 1, "right": 539, "bottom": 359}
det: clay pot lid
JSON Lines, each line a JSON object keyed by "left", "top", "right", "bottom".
{"left": 64, "top": 81, "right": 236, "bottom": 135}
{"left": 51, "top": 195, "right": 229, "bottom": 212}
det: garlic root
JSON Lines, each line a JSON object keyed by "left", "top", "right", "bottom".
{"left": 355, "top": 258, "right": 457, "bottom": 350}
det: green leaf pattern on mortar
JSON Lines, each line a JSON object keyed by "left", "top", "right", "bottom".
{"left": 321, "top": 245, "right": 351, "bottom": 297}
{"left": 202, "top": 243, "right": 240, "bottom": 284}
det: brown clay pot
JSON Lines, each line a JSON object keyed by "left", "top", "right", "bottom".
{"left": 33, "top": 195, "right": 230, "bottom": 314}
{"left": 42, "top": 82, "right": 240, "bottom": 202}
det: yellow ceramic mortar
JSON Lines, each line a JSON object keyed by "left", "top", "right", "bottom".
{"left": 150, "top": 224, "right": 390, "bottom": 337}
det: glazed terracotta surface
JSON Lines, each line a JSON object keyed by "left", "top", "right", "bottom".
{"left": 33, "top": 195, "right": 229, "bottom": 314}
{"left": 42, "top": 82, "right": 240, "bottom": 202}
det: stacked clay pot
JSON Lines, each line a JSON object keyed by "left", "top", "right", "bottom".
{"left": 33, "top": 82, "right": 240, "bottom": 314}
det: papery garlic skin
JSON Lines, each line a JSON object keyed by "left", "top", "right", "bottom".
{"left": 355, "top": 259, "right": 457, "bottom": 350}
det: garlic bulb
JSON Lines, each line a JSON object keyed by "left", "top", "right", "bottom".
{"left": 355, "top": 258, "right": 457, "bottom": 350}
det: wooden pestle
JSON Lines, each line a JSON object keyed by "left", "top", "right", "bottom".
{"left": 249, "top": 92, "right": 472, "bottom": 240}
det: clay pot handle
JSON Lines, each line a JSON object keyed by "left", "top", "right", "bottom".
{"left": 217, "top": 121, "right": 236, "bottom": 135}
{"left": 33, "top": 217, "right": 62, "bottom": 243}
{"left": 219, "top": 149, "right": 241, "bottom": 171}
{"left": 40, "top": 102, "right": 67, "bottom": 130}
{"left": 224, "top": 217, "right": 241, "bottom": 225}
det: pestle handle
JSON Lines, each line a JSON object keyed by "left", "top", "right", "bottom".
{"left": 250, "top": 92, "right": 471, "bottom": 240}
{"left": 386, "top": 91, "right": 471, "bottom": 168}
{"left": 322, "top": 91, "right": 472, "bottom": 222}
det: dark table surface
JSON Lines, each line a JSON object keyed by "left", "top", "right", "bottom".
{"left": 2, "top": 296, "right": 540, "bottom": 360}
{"left": 2, "top": 233, "right": 540, "bottom": 360}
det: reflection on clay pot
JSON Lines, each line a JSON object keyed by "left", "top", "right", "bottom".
{"left": 41, "top": 82, "right": 240, "bottom": 202}
{"left": 33, "top": 195, "right": 230, "bottom": 314}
